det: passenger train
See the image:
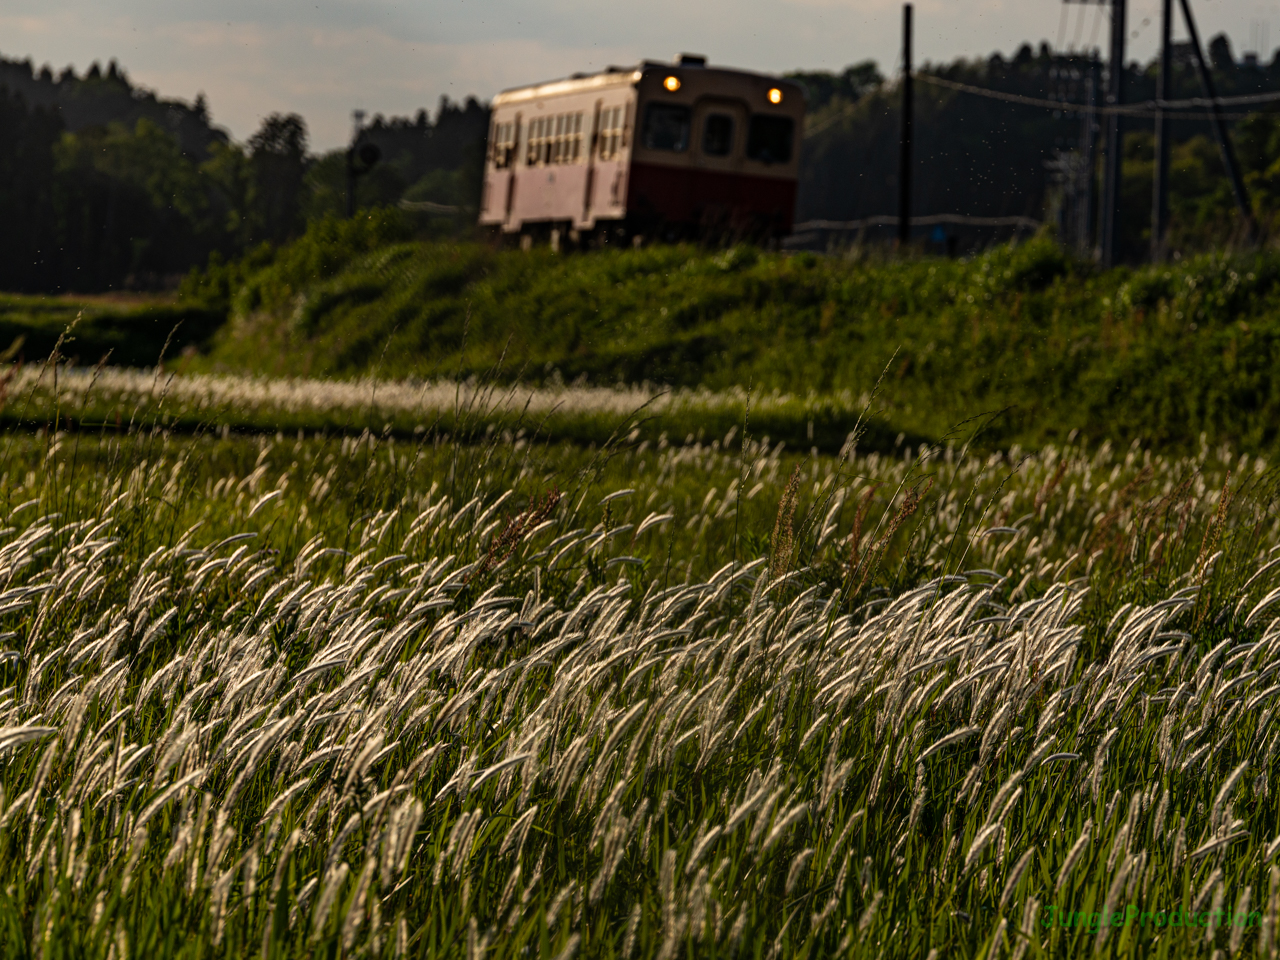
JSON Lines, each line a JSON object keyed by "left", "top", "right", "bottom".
{"left": 479, "top": 55, "right": 805, "bottom": 246}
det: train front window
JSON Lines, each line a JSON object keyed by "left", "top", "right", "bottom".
{"left": 642, "top": 103, "right": 690, "bottom": 152}
{"left": 702, "top": 114, "right": 734, "bottom": 157}
{"left": 746, "top": 115, "right": 794, "bottom": 164}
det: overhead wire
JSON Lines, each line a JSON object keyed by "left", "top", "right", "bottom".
{"left": 1088, "top": 1, "right": 1105, "bottom": 53}
{"left": 1071, "top": 2, "right": 1089, "bottom": 52}
{"left": 913, "top": 72, "right": 1280, "bottom": 120}
{"left": 800, "top": 2, "right": 1277, "bottom": 142}
{"left": 800, "top": 72, "right": 1279, "bottom": 141}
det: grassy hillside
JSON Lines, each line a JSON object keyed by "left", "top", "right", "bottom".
{"left": 5, "top": 214, "right": 1280, "bottom": 457}
{"left": 0, "top": 291, "right": 221, "bottom": 367}
{"left": 175, "top": 215, "right": 1280, "bottom": 456}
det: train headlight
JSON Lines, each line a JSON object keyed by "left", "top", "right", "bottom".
{"left": 664, "top": 75, "right": 682, "bottom": 92}
{"left": 767, "top": 87, "right": 783, "bottom": 104}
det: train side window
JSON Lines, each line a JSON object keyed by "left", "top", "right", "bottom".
{"left": 597, "top": 107, "right": 618, "bottom": 160}
{"left": 526, "top": 118, "right": 541, "bottom": 165}
{"left": 642, "top": 103, "right": 690, "bottom": 152}
{"left": 746, "top": 115, "right": 794, "bottom": 164}
{"left": 608, "top": 107, "right": 622, "bottom": 159}
{"left": 702, "top": 114, "right": 734, "bottom": 157}
{"left": 492, "top": 122, "right": 517, "bottom": 169}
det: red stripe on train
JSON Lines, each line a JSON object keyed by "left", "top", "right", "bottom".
{"left": 626, "top": 163, "right": 797, "bottom": 235}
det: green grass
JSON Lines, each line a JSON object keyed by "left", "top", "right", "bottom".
{"left": 170, "top": 216, "right": 1280, "bottom": 456}
{"left": 6, "top": 216, "right": 1280, "bottom": 457}
{"left": 1, "top": 382, "right": 1280, "bottom": 957}
{"left": 0, "top": 363, "right": 914, "bottom": 462}
{"left": 0, "top": 292, "right": 222, "bottom": 368}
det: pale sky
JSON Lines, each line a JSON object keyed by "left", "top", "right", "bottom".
{"left": 1, "top": 0, "right": 1276, "bottom": 150}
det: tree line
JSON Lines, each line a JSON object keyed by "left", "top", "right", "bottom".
{"left": 0, "top": 56, "right": 486, "bottom": 293}
{"left": 790, "top": 35, "right": 1280, "bottom": 260}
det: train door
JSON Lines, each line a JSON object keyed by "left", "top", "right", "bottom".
{"left": 504, "top": 114, "right": 521, "bottom": 228}
{"left": 588, "top": 100, "right": 628, "bottom": 226}
{"left": 582, "top": 101, "right": 601, "bottom": 226}
{"left": 691, "top": 99, "right": 749, "bottom": 236}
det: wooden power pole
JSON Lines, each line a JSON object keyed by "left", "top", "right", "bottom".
{"left": 1152, "top": 0, "right": 1173, "bottom": 260}
{"left": 898, "top": 3, "right": 913, "bottom": 249}
{"left": 1177, "top": 0, "right": 1256, "bottom": 242}
{"left": 1100, "top": 0, "right": 1126, "bottom": 267}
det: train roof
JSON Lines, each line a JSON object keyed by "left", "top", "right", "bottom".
{"left": 491, "top": 58, "right": 803, "bottom": 107}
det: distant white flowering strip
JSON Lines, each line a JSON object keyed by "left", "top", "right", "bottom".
{"left": 0, "top": 472, "right": 1278, "bottom": 954}
{"left": 10, "top": 366, "right": 868, "bottom": 431}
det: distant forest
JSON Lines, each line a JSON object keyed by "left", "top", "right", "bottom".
{"left": 0, "top": 55, "right": 486, "bottom": 292}
{"left": 4, "top": 38, "right": 1280, "bottom": 292}
{"left": 791, "top": 35, "right": 1280, "bottom": 260}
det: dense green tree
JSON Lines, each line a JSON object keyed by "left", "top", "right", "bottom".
{"left": 52, "top": 118, "right": 219, "bottom": 288}
{"left": 248, "top": 113, "right": 308, "bottom": 244}
{"left": 783, "top": 61, "right": 883, "bottom": 112}
{"left": 0, "top": 87, "right": 62, "bottom": 291}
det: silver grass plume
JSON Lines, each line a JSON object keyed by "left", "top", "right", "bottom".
{"left": 1231, "top": 886, "right": 1252, "bottom": 955}
{"left": 1053, "top": 819, "right": 1092, "bottom": 895}
{"left": 1095, "top": 852, "right": 1135, "bottom": 946}
{"left": 785, "top": 848, "right": 814, "bottom": 896}
{"left": 1262, "top": 864, "right": 1279, "bottom": 960}
{"left": 858, "top": 889, "right": 884, "bottom": 934}
{"left": 999, "top": 848, "right": 1035, "bottom": 912}
{"left": 1211, "top": 760, "right": 1249, "bottom": 832}
{"left": 309, "top": 861, "right": 351, "bottom": 942}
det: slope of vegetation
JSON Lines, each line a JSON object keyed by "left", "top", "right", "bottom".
{"left": 175, "top": 217, "right": 1280, "bottom": 456}
{"left": 0, "top": 293, "right": 221, "bottom": 368}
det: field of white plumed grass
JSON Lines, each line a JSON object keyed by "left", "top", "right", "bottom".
{"left": 0, "top": 362, "right": 892, "bottom": 456}
{"left": 1, "top": 367, "right": 1280, "bottom": 958}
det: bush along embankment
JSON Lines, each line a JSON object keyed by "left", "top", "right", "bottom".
{"left": 0, "top": 215, "right": 1252, "bottom": 456}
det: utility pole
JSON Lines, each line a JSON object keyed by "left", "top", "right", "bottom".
{"left": 346, "top": 109, "right": 381, "bottom": 218}
{"left": 1177, "top": 0, "right": 1256, "bottom": 242}
{"left": 1100, "top": 0, "right": 1126, "bottom": 268}
{"left": 347, "top": 110, "right": 366, "bottom": 219}
{"left": 1152, "top": 0, "right": 1173, "bottom": 260}
{"left": 1079, "top": 55, "right": 1099, "bottom": 258}
{"left": 898, "top": 3, "right": 913, "bottom": 249}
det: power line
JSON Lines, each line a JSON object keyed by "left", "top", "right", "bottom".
{"left": 800, "top": 73, "right": 1275, "bottom": 143}
{"left": 1071, "top": 2, "right": 1089, "bottom": 52}
{"left": 913, "top": 73, "right": 1280, "bottom": 119}
{"left": 1088, "top": 2, "right": 1105, "bottom": 52}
